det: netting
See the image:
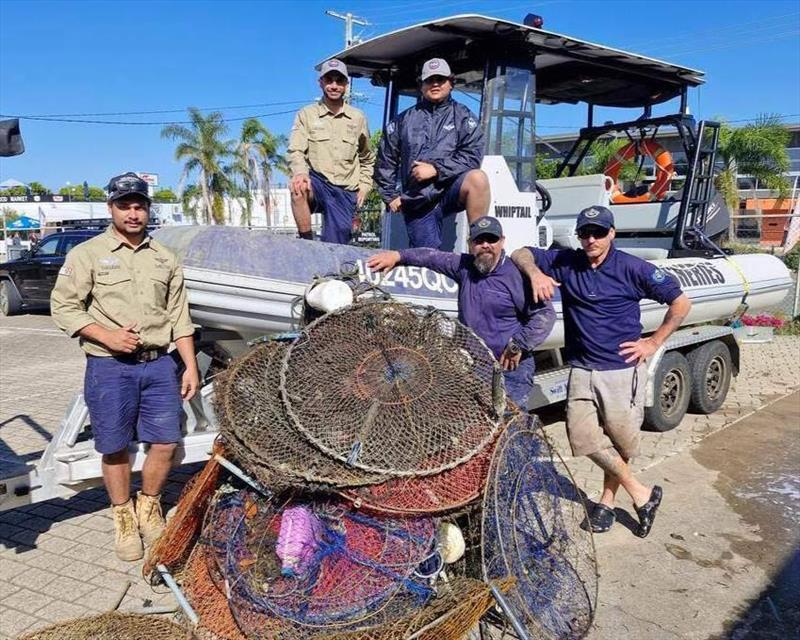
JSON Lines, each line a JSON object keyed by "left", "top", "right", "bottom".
{"left": 182, "top": 537, "right": 505, "bottom": 640}
{"left": 482, "top": 413, "right": 598, "bottom": 639}
{"left": 18, "top": 612, "right": 194, "bottom": 639}
{"left": 143, "top": 445, "right": 223, "bottom": 584}
{"left": 340, "top": 434, "right": 495, "bottom": 516}
{"left": 280, "top": 301, "right": 505, "bottom": 476}
{"left": 215, "top": 342, "right": 385, "bottom": 489}
{"left": 201, "top": 488, "right": 438, "bottom": 637}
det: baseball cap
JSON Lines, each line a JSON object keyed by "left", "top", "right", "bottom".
{"left": 319, "top": 59, "right": 349, "bottom": 81}
{"left": 575, "top": 205, "right": 615, "bottom": 230}
{"left": 106, "top": 172, "right": 151, "bottom": 203}
{"left": 420, "top": 58, "right": 453, "bottom": 81}
{"left": 469, "top": 216, "right": 503, "bottom": 241}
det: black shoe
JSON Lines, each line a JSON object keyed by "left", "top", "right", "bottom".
{"left": 581, "top": 503, "right": 616, "bottom": 533}
{"left": 635, "top": 486, "right": 663, "bottom": 538}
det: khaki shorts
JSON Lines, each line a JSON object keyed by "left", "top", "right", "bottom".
{"left": 566, "top": 363, "right": 647, "bottom": 459}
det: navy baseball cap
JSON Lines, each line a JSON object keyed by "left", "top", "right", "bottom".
{"left": 575, "top": 205, "right": 615, "bottom": 230}
{"left": 106, "top": 172, "right": 151, "bottom": 203}
{"left": 469, "top": 216, "right": 503, "bottom": 240}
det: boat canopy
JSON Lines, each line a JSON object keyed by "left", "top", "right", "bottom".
{"left": 323, "top": 14, "right": 705, "bottom": 109}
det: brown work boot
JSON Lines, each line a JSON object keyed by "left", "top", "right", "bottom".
{"left": 136, "top": 491, "right": 166, "bottom": 546}
{"left": 112, "top": 499, "right": 144, "bottom": 562}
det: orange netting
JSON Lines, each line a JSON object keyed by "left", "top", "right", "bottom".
{"left": 18, "top": 612, "right": 194, "bottom": 639}
{"left": 143, "top": 444, "right": 223, "bottom": 583}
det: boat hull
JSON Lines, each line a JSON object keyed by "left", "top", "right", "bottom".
{"left": 155, "top": 226, "right": 793, "bottom": 350}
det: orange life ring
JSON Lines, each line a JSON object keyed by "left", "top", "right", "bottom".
{"left": 605, "top": 140, "right": 675, "bottom": 204}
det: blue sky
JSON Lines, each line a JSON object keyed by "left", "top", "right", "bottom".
{"left": 1, "top": 0, "right": 798, "bottom": 191}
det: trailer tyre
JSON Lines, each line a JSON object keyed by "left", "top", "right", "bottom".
{"left": 644, "top": 351, "right": 691, "bottom": 432}
{"left": 686, "top": 340, "right": 732, "bottom": 414}
{"left": 0, "top": 280, "right": 22, "bottom": 316}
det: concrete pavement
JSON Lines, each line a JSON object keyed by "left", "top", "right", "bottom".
{"left": 0, "top": 313, "right": 798, "bottom": 638}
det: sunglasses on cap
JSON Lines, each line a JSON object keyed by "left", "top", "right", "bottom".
{"left": 109, "top": 175, "right": 149, "bottom": 197}
{"left": 577, "top": 226, "right": 610, "bottom": 240}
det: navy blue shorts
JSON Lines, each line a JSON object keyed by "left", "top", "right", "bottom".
{"left": 309, "top": 171, "right": 357, "bottom": 244}
{"left": 503, "top": 356, "right": 535, "bottom": 412}
{"left": 403, "top": 172, "right": 467, "bottom": 249}
{"left": 84, "top": 354, "right": 183, "bottom": 454}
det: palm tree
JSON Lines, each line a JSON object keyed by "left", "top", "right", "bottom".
{"left": 162, "top": 108, "right": 233, "bottom": 224}
{"left": 715, "top": 114, "right": 791, "bottom": 214}
{"left": 230, "top": 118, "right": 287, "bottom": 227}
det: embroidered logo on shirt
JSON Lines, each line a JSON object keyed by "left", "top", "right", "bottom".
{"left": 387, "top": 122, "right": 396, "bottom": 135}
{"left": 466, "top": 118, "right": 477, "bottom": 129}
{"left": 99, "top": 257, "right": 121, "bottom": 269}
{"left": 651, "top": 268, "right": 667, "bottom": 283}
{"left": 443, "top": 124, "right": 455, "bottom": 131}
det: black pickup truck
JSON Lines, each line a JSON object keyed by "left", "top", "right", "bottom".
{"left": 0, "top": 229, "right": 102, "bottom": 316}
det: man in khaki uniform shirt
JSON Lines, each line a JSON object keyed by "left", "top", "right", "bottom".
{"left": 287, "top": 58, "right": 375, "bottom": 244}
{"left": 51, "top": 172, "right": 199, "bottom": 561}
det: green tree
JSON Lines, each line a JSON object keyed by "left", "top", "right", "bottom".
{"left": 180, "top": 184, "right": 201, "bottom": 222}
{"left": 582, "top": 138, "right": 639, "bottom": 181}
{"left": 1, "top": 186, "right": 27, "bottom": 196}
{"left": 1, "top": 207, "right": 21, "bottom": 225}
{"left": 162, "top": 108, "right": 234, "bottom": 224}
{"left": 358, "top": 130, "right": 384, "bottom": 234}
{"left": 58, "top": 185, "right": 105, "bottom": 201}
{"left": 230, "top": 118, "right": 287, "bottom": 227}
{"left": 535, "top": 154, "right": 560, "bottom": 180}
{"left": 715, "top": 114, "right": 791, "bottom": 213}
{"left": 152, "top": 188, "right": 178, "bottom": 203}
{"left": 28, "top": 181, "right": 51, "bottom": 195}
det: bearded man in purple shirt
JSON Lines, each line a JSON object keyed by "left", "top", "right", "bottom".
{"left": 512, "top": 205, "right": 692, "bottom": 538}
{"left": 366, "top": 216, "right": 556, "bottom": 411}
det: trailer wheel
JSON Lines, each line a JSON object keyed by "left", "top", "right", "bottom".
{"left": 0, "top": 280, "right": 22, "bottom": 316}
{"left": 686, "top": 340, "right": 733, "bottom": 414}
{"left": 644, "top": 351, "right": 691, "bottom": 432}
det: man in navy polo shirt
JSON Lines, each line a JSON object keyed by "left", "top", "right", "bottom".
{"left": 512, "top": 206, "right": 691, "bottom": 538}
{"left": 367, "top": 216, "right": 556, "bottom": 410}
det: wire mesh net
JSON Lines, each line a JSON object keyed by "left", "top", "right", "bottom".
{"left": 202, "top": 488, "right": 438, "bottom": 637}
{"left": 482, "top": 413, "right": 598, "bottom": 639}
{"left": 340, "top": 434, "right": 495, "bottom": 516}
{"left": 280, "top": 301, "right": 506, "bottom": 476}
{"left": 18, "top": 612, "right": 194, "bottom": 640}
{"left": 183, "top": 533, "right": 504, "bottom": 640}
{"left": 215, "top": 342, "right": 386, "bottom": 489}
{"left": 143, "top": 445, "right": 223, "bottom": 584}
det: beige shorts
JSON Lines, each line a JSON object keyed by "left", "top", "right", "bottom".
{"left": 566, "top": 363, "right": 647, "bottom": 459}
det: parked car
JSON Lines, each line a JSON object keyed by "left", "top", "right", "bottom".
{"left": 0, "top": 229, "right": 102, "bottom": 316}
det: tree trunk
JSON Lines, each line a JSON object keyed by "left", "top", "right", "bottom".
{"left": 199, "top": 171, "right": 213, "bottom": 225}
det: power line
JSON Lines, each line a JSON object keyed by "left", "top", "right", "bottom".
{"left": 10, "top": 100, "right": 313, "bottom": 119}
{"left": 0, "top": 108, "right": 302, "bottom": 126}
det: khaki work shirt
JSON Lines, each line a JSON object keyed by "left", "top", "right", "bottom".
{"left": 51, "top": 226, "right": 195, "bottom": 357}
{"left": 287, "top": 101, "right": 375, "bottom": 192}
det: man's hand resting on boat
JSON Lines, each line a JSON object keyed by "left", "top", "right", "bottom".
{"left": 290, "top": 174, "right": 311, "bottom": 196}
{"left": 527, "top": 271, "right": 560, "bottom": 303}
{"left": 366, "top": 251, "right": 401, "bottom": 273}
{"left": 387, "top": 197, "right": 402, "bottom": 213}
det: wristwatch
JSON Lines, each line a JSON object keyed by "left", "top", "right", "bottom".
{"left": 507, "top": 338, "right": 522, "bottom": 356}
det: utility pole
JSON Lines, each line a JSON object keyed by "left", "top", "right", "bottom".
{"left": 325, "top": 10, "right": 369, "bottom": 49}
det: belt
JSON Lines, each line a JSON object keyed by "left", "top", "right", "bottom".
{"left": 131, "top": 347, "right": 168, "bottom": 363}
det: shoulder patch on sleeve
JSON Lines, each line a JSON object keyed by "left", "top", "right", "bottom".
{"left": 58, "top": 265, "right": 73, "bottom": 277}
{"left": 386, "top": 121, "right": 396, "bottom": 135}
{"left": 651, "top": 268, "right": 667, "bottom": 283}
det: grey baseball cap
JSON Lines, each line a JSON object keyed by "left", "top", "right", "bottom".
{"left": 420, "top": 58, "right": 452, "bottom": 81}
{"left": 575, "top": 205, "right": 615, "bottom": 230}
{"left": 469, "top": 216, "right": 503, "bottom": 241}
{"left": 319, "top": 59, "right": 349, "bottom": 80}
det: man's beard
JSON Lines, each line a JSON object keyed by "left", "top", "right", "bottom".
{"left": 474, "top": 252, "right": 495, "bottom": 275}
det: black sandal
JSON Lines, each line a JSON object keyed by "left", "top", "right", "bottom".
{"left": 582, "top": 503, "right": 616, "bottom": 533}
{"left": 635, "top": 485, "right": 663, "bottom": 538}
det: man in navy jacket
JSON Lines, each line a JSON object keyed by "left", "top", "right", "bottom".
{"left": 374, "top": 58, "right": 491, "bottom": 249}
{"left": 367, "top": 216, "right": 556, "bottom": 411}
